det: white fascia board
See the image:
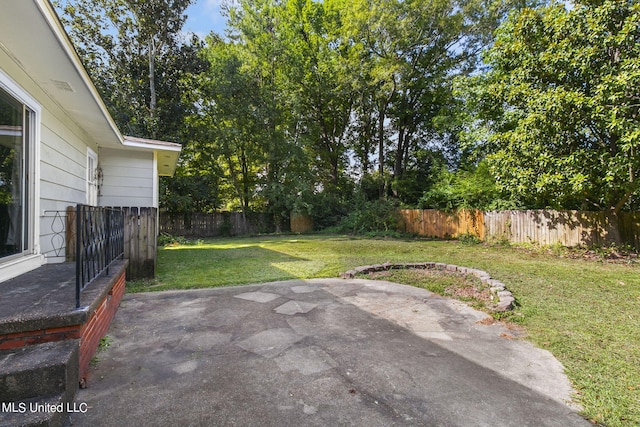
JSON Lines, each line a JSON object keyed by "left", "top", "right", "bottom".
{"left": 35, "top": 0, "right": 123, "bottom": 146}
{"left": 122, "top": 137, "right": 182, "bottom": 152}
{"left": 122, "top": 136, "right": 182, "bottom": 176}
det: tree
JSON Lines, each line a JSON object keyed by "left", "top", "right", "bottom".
{"left": 418, "top": 160, "right": 509, "bottom": 210}
{"left": 56, "top": 0, "right": 205, "bottom": 140}
{"left": 225, "top": 0, "right": 315, "bottom": 230}
{"left": 338, "top": 0, "right": 530, "bottom": 200}
{"left": 471, "top": 1, "right": 640, "bottom": 215}
{"left": 279, "top": 0, "right": 356, "bottom": 189}
{"left": 224, "top": 0, "right": 365, "bottom": 228}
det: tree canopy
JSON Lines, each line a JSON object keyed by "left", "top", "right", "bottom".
{"left": 56, "top": 0, "right": 206, "bottom": 140}
{"left": 467, "top": 0, "right": 640, "bottom": 213}
{"left": 56, "top": 0, "right": 640, "bottom": 230}
{"left": 182, "top": 0, "right": 520, "bottom": 223}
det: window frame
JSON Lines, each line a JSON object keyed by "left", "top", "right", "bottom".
{"left": 0, "top": 69, "right": 41, "bottom": 269}
{"left": 86, "top": 147, "right": 98, "bottom": 206}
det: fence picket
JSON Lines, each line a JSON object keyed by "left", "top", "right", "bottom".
{"left": 159, "top": 212, "right": 269, "bottom": 237}
{"left": 399, "top": 209, "right": 640, "bottom": 250}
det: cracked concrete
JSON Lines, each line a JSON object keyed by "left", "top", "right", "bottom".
{"left": 68, "top": 278, "right": 589, "bottom": 427}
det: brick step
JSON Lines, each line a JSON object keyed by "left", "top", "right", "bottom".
{"left": 0, "top": 394, "right": 69, "bottom": 427}
{"left": 0, "top": 340, "right": 79, "bottom": 426}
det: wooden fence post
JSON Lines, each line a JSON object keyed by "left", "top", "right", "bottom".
{"left": 118, "top": 206, "right": 157, "bottom": 280}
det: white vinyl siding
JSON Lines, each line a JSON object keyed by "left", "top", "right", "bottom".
{"left": 99, "top": 148, "right": 155, "bottom": 208}
{"left": 39, "top": 112, "right": 98, "bottom": 262}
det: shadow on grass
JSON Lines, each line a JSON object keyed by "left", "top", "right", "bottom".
{"left": 130, "top": 244, "right": 315, "bottom": 292}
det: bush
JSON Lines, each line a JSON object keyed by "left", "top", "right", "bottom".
{"left": 337, "top": 198, "right": 402, "bottom": 234}
{"left": 157, "top": 233, "right": 202, "bottom": 246}
{"left": 157, "top": 233, "right": 188, "bottom": 246}
{"left": 309, "top": 190, "right": 350, "bottom": 230}
{"left": 458, "top": 233, "right": 482, "bottom": 244}
{"left": 418, "top": 161, "right": 516, "bottom": 211}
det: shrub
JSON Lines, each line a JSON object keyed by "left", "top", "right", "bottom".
{"left": 337, "top": 198, "right": 402, "bottom": 234}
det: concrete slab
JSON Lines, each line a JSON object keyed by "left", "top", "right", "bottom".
{"left": 290, "top": 285, "right": 320, "bottom": 294}
{"left": 274, "top": 300, "right": 318, "bottom": 315}
{"left": 233, "top": 291, "right": 280, "bottom": 303}
{"left": 67, "top": 279, "right": 590, "bottom": 427}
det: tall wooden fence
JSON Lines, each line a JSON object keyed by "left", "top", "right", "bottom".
{"left": 159, "top": 212, "right": 270, "bottom": 237}
{"left": 399, "top": 209, "right": 485, "bottom": 240}
{"left": 399, "top": 209, "right": 640, "bottom": 250}
{"left": 66, "top": 206, "right": 157, "bottom": 280}
{"left": 122, "top": 207, "right": 157, "bottom": 280}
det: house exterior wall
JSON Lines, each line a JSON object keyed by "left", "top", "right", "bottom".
{"left": 99, "top": 147, "right": 156, "bottom": 208}
{"left": 40, "top": 111, "right": 101, "bottom": 263}
{"left": 1, "top": 48, "right": 96, "bottom": 271}
{"left": 0, "top": 6, "right": 176, "bottom": 279}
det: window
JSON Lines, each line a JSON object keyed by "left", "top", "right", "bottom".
{"left": 87, "top": 147, "right": 98, "bottom": 206}
{"left": 0, "top": 80, "right": 36, "bottom": 262}
{"left": 0, "top": 86, "right": 32, "bottom": 259}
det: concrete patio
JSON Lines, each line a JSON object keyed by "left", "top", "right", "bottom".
{"left": 66, "top": 278, "right": 590, "bottom": 426}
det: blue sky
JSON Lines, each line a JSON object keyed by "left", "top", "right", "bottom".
{"left": 184, "top": 0, "right": 229, "bottom": 38}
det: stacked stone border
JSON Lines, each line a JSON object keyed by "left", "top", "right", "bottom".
{"left": 341, "top": 262, "right": 515, "bottom": 312}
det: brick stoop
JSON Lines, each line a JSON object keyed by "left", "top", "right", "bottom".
{"left": 0, "top": 261, "right": 128, "bottom": 381}
{"left": 0, "top": 340, "right": 79, "bottom": 427}
{"left": 0, "top": 261, "right": 128, "bottom": 426}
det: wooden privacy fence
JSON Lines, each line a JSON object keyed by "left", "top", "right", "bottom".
{"left": 290, "top": 212, "right": 314, "bottom": 233}
{"left": 399, "top": 209, "right": 485, "bottom": 240}
{"left": 160, "top": 212, "right": 270, "bottom": 237}
{"left": 399, "top": 209, "right": 640, "bottom": 250}
{"left": 66, "top": 206, "right": 157, "bottom": 280}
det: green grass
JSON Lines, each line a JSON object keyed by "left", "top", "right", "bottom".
{"left": 128, "top": 234, "right": 640, "bottom": 426}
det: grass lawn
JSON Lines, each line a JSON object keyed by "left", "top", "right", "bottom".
{"left": 129, "top": 234, "right": 640, "bottom": 427}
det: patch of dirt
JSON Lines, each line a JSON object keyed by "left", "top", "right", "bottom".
{"left": 367, "top": 268, "right": 494, "bottom": 304}
{"left": 500, "top": 332, "right": 516, "bottom": 340}
{"left": 476, "top": 316, "right": 526, "bottom": 338}
{"left": 367, "top": 271, "right": 392, "bottom": 279}
{"left": 445, "top": 284, "right": 492, "bottom": 303}
{"left": 364, "top": 267, "right": 527, "bottom": 337}
{"left": 562, "top": 248, "right": 639, "bottom": 264}
{"left": 477, "top": 317, "right": 498, "bottom": 325}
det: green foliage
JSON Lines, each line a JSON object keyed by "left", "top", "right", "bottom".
{"left": 337, "top": 197, "right": 402, "bottom": 234}
{"left": 160, "top": 173, "right": 221, "bottom": 214}
{"left": 157, "top": 233, "right": 188, "bottom": 247}
{"left": 58, "top": 0, "right": 578, "bottom": 220}
{"left": 458, "top": 233, "right": 482, "bottom": 244}
{"left": 98, "top": 335, "right": 112, "bottom": 350}
{"left": 307, "top": 189, "right": 351, "bottom": 230}
{"left": 392, "top": 149, "right": 449, "bottom": 206}
{"left": 157, "top": 233, "right": 204, "bottom": 247}
{"left": 468, "top": 1, "right": 640, "bottom": 213}
{"left": 192, "top": 0, "right": 527, "bottom": 218}
{"left": 91, "top": 335, "right": 112, "bottom": 366}
{"left": 419, "top": 161, "right": 515, "bottom": 210}
{"left": 56, "top": 0, "right": 206, "bottom": 141}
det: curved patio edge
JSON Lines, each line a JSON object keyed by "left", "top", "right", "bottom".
{"left": 340, "top": 262, "right": 515, "bottom": 312}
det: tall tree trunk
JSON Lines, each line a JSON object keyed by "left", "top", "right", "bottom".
{"left": 395, "top": 126, "right": 405, "bottom": 180}
{"left": 378, "top": 98, "right": 387, "bottom": 199}
{"left": 241, "top": 147, "right": 249, "bottom": 231}
{"left": 377, "top": 79, "right": 396, "bottom": 199}
{"left": 148, "top": 38, "right": 157, "bottom": 137}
